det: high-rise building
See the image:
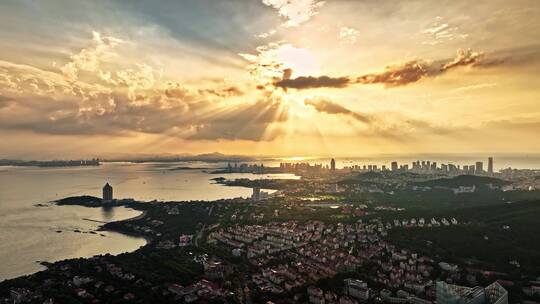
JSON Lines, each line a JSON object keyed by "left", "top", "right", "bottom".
{"left": 488, "top": 157, "right": 493, "bottom": 175}
{"left": 441, "top": 164, "right": 449, "bottom": 173}
{"left": 476, "top": 162, "right": 484, "bottom": 174}
{"left": 102, "top": 183, "right": 113, "bottom": 202}
{"left": 391, "top": 161, "right": 398, "bottom": 171}
{"left": 330, "top": 158, "right": 336, "bottom": 171}
{"left": 436, "top": 281, "right": 507, "bottom": 304}
{"left": 251, "top": 187, "right": 261, "bottom": 201}
{"left": 344, "top": 279, "right": 369, "bottom": 301}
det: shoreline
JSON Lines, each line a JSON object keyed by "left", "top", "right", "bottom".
{"left": 97, "top": 209, "right": 153, "bottom": 245}
{"left": 0, "top": 201, "right": 150, "bottom": 281}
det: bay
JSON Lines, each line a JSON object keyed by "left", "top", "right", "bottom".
{"left": 0, "top": 162, "right": 297, "bottom": 281}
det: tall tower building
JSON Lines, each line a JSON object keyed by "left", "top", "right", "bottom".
{"left": 102, "top": 183, "right": 113, "bottom": 202}
{"left": 330, "top": 158, "right": 336, "bottom": 171}
{"left": 488, "top": 157, "right": 494, "bottom": 175}
{"left": 476, "top": 162, "right": 484, "bottom": 174}
{"left": 251, "top": 187, "right": 261, "bottom": 201}
{"left": 391, "top": 161, "right": 398, "bottom": 172}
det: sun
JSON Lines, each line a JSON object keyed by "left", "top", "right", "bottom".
{"left": 276, "top": 44, "right": 320, "bottom": 77}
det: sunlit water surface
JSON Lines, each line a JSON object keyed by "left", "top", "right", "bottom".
{"left": 0, "top": 162, "right": 298, "bottom": 280}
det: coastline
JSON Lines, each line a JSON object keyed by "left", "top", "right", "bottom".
{"left": 1, "top": 199, "right": 150, "bottom": 281}
{"left": 98, "top": 209, "right": 153, "bottom": 245}
{"left": 55, "top": 196, "right": 153, "bottom": 245}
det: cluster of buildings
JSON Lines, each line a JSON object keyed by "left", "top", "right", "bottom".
{"left": 205, "top": 220, "right": 411, "bottom": 299}
{"left": 386, "top": 217, "right": 459, "bottom": 229}
{"left": 223, "top": 157, "right": 503, "bottom": 183}
{"left": 206, "top": 218, "right": 509, "bottom": 304}
{"left": 207, "top": 220, "right": 374, "bottom": 294}
{"left": 167, "top": 279, "right": 230, "bottom": 303}
{"left": 305, "top": 280, "right": 369, "bottom": 304}
{"left": 223, "top": 158, "right": 338, "bottom": 176}
{"left": 345, "top": 158, "right": 495, "bottom": 176}
{"left": 225, "top": 162, "right": 269, "bottom": 174}
{"left": 0, "top": 158, "right": 100, "bottom": 167}
{"left": 4, "top": 258, "right": 141, "bottom": 303}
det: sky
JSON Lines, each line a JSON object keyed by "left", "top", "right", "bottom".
{"left": 1, "top": 0, "right": 540, "bottom": 159}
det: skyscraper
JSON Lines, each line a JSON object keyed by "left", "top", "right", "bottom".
{"left": 488, "top": 157, "right": 494, "bottom": 175}
{"left": 251, "top": 187, "right": 261, "bottom": 201}
{"left": 391, "top": 161, "right": 398, "bottom": 172}
{"left": 102, "top": 183, "right": 113, "bottom": 202}
{"left": 330, "top": 158, "right": 336, "bottom": 171}
{"left": 476, "top": 161, "right": 484, "bottom": 174}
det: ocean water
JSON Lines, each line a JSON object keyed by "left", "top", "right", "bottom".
{"left": 0, "top": 162, "right": 298, "bottom": 281}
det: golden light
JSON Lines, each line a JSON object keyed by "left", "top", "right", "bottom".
{"left": 276, "top": 44, "right": 320, "bottom": 76}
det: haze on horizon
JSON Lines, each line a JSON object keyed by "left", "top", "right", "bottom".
{"left": 1, "top": 0, "right": 540, "bottom": 159}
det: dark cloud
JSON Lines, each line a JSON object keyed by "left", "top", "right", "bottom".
{"left": 357, "top": 48, "right": 504, "bottom": 87}
{"left": 275, "top": 75, "right": 350, "bottom": 90}
{"left": 273, "top": 48, "right": 507, "bottom": 90}
{"left": 356, "top": 60, "right": 431, "bottom": 87}
{"left": 0, "top": 94, "right": 288, "bottom": 141}
{"left": 304, "top": 97, "right": 371, "bottom": 123}
{"left": 282, "top": 68, "right": 293, "bottom": 80}
{"left": 198, "top": 86, "right": 244, "bottom": 98}
{"left": 489, "top": 44, "right": 540, "bottom": 67}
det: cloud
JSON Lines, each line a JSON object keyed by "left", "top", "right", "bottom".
{"left": 116, "top": 64, "right": 156, "bottom": 102}
{"left": 262, "top": 0, "right": 325, "bottom": 27}
{"left": 239, "top": 42, "right": 321, "bottom": 88}
{"left": 304, "top": 97, "right": 371, "bottom": 123}
{"left": 300, "top": 99, "right": 464, "bottom": 141}
{"left": 164, "top": 82, "right": 192, "bottom": 99}
{"left": 421, "top": 17, "right": 468, "bottom": 46}
{"left": 276, "top": 75, "right": 350, "bottom": 90}
{"left": 256, "top": 30, "right": 277, "bottom": 39}
{"left": 282, "top": 68, "right": 293, "bottom": 80}
{"left": 356, "top": 60, "right": 431, "bottom": 87}
{"left": 278, "top": 48, "right": 504, "bottom": 89}
{"left": 355, "top": 49, "right": 503, "bottom": 87}
{"left": 199, "top": 86, "right": 244, "bottom": 98}
{"left": 450, "top": 83, "right": 497, "bottom": 93}
{"left": 239, "top": 42, "right": 286, "bottom": 84}
{"left": 60, "top": 31, "right": 122, "bottom": 82}
{"left": 0, "top": 58, "right": 286, "bottom": 141}
{"left": 441, "top": 48, "right": 486, "bottom": 71}
{"left": 339, "top": 27, "right": 360, "bottom": 45}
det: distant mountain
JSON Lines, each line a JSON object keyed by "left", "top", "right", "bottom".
{"left": 114, "top": 152, "right": 257, "bottom": 163}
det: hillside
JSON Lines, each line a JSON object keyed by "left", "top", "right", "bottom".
{"left": 387, "top": 200, "right": 540, "bottom": 275}
{"left": 413, "top": 175, "right": 510, "bottom": 188}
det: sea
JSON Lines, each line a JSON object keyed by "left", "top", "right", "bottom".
{"left": 0, "top": 161, "right": 298, "bottom": 281}
{"left": 1, "top": 155, "right": 539, "bottom": 281}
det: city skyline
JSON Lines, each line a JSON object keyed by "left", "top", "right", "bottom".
{"left": 2, "top": 2, "right": 540, "bottom": 300}
{"left": 1, "top": 0, "right": 540, "bottom": 159}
